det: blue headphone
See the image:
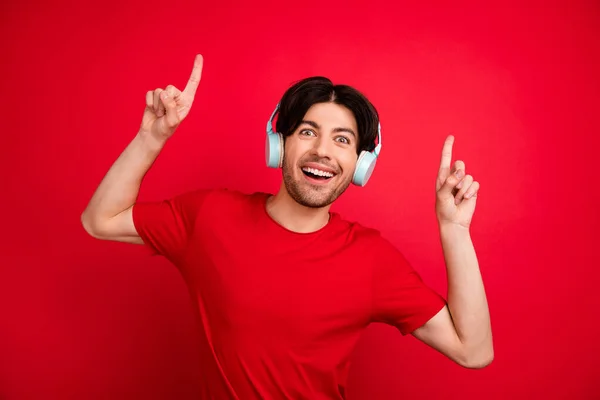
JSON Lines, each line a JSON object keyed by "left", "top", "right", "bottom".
{"left": 265, "top": 104, "right": 382, "bottom": 187}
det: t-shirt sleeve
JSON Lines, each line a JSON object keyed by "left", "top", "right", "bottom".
{"left": 371, "top": 236, "right": 447, "bottom": 335}
{"left": 131, "top": 188, "right": 211, "bottom": 264}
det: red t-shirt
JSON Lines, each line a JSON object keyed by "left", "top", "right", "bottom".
{"left": 132, "top": 188, "right": 446, "bottom": 399}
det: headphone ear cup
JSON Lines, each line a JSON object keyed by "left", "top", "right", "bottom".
{"left": 277, "top": 133, "right": 283, "bottom": 168}
{"left": 265, "top": 132, "right": 284, "bottom": 168}
{"left": 352, "top": 150, "right": 378, "bottom": 186}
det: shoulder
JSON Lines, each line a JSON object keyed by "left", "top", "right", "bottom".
{"left": 184, "top": 187, "right": 263, "bottom": 205}
{"left": 330, "top": 213, "right": 402, "bottom": 256}
{"left": 145, "top": 187, "right": 263, "bottom": 220}
{"left": 187, "top": 188, "right": 271, "bottom": 224}
{"left": 200, "top": 188, "right": 268, "bottom": 209}
{"left": 331, "top": 213, "right": 386, "bottom": 243}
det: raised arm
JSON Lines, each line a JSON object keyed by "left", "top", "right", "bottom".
{"left": 412, "top": 135, "right": 493, "bottom": 369}
{"left": 81, "top": 54, "right": 204, "bottom": 243}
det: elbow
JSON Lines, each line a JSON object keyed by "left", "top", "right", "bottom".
{"left": 459, "top": 348, "right": 494, "bottom": 369}
{"left": 81, "top": 211, "right": 102, "bottom": 239}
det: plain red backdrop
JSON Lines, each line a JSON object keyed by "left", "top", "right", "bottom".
{"left": 1, "top": 0, "right": 599, "bottom": 398}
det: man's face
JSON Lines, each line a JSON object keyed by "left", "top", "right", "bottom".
{"left": 281, "top": 102, "right": 359, "bottom": 208}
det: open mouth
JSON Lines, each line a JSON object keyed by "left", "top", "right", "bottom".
{"left": 301, "top": 166, "right": 336, "bottom": 183}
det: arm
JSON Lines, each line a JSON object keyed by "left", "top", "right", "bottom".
{"left": 80, "top": 131, "right": 166, "bottom": 243}
{"left": 412, "top": 224, "right": 493, "bottom": 369}
{"left": 81, "top": 54, "right": 204, "bottom": 242}
{"left": 411, "top": 135, "right": 493, "bottom": 369}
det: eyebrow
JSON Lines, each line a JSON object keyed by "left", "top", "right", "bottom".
{"left": 300, "top": 120, "right": 356, "bottom": 138}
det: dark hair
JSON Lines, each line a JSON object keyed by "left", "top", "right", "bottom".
{"left": 275, "top": 77, "right": 379, "bottom": 154}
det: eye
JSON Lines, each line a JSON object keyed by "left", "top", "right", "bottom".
{"left": 299, "top": 129, "right": 316, "bottom": 136}
{"left": 336, "top": 136, "right": 350, "bottom": 145}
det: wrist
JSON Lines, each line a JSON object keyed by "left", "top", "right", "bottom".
{"left": 439, "top": 221, "right": 471, "bottom": 238}
{"left": 137, "top": 129, "right": 168, "bottom": 153}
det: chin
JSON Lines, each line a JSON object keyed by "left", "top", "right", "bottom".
{"left": 293, "top": 192, "right": 337, "bottom": 209}
{"left": 282, "top": 166, "right": 351, "bottom": 209}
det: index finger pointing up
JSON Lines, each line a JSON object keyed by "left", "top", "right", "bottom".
{"left": 438, "top": 134, "right": 455, "bottom": 178}
{"left": 183, "top": 54, "right": 203, "bottom": 98}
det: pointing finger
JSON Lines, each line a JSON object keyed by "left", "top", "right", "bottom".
{"left": 183, "top": 54, "right": 203, "bottom": 98}
{"left": 438, "top": 135, "right": 455, "bottom": 180}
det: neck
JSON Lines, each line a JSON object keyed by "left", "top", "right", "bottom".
{"left": 266, "top": 184, "right": 332, "bottom": 233}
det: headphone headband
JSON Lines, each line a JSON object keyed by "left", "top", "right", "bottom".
{"left": 373, "top": 122, "right": 382, "bottom": 157}
{"left": 266, "top": 104, "right": 279, "bottom": 137}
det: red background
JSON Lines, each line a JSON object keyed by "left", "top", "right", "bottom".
{"left": 2, "top": 0, "right": 599, "bottom": 399}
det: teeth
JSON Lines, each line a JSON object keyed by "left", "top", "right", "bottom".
{"left": 302, "top": 167, "right": 334, "bottom": 178}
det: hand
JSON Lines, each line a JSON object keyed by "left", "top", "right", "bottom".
{"left": 140, "top": 54, "right": 203, "bottom": 142}
{"left": 435, "top": 135, "right": 481, "bottom": 229}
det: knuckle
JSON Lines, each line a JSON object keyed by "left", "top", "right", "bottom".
{"left": 165, "top": 96, "right": 175, "bottom": 107}
{"left": 167, "top": 85, "right": 181, "bottom": 97}
{"left": 168, "top": 117, "right": 180, "bottom": 128}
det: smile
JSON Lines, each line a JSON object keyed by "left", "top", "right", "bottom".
{"left": 301, "top": 166, "right": 336, "bottom": 184}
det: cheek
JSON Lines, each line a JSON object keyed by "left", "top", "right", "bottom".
{"left": 283, "top": 146, "right": 298, "bottom": 165}
{"left": 284, "top": 141, "right": 308, "bottom": 162}
{"left": 338, "top": 153, "right": 358, "bottom": 175}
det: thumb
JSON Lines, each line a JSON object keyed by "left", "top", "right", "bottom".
{"left": 438, "top": 169, "right": 464, "bottom": 197}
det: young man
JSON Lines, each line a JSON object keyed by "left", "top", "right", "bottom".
{"left": 82, "top": 54, "right": 493, "bottom": 399}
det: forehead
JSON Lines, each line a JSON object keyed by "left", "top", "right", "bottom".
{"left": 303, "top": 102, "right": 357, "bottom": 131}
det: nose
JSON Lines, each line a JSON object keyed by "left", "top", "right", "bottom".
{"left": 312, "top": 135, "right": 333, "bottom": 160}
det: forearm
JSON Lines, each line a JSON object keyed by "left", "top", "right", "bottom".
{"left": 439, "top": 223, "right": 493, "bottom": 364}
{"left": 82, "top": 130, "right": 166, "bottom": 227}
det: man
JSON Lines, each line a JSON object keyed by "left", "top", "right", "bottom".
{"left": 81, "top": 54, "right": 493, "bottom": 399}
